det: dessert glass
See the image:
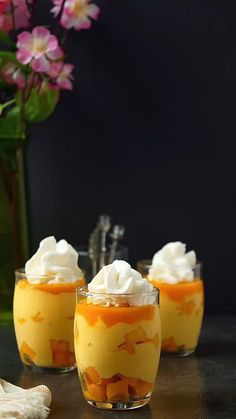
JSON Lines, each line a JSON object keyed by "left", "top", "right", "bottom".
{"left": 74, "top": 287, "right": 161, "bottom": 410}
{"left": 13, "top": 269, "right": 85, "bottom": 372}
{"left": 137, "top": 260, "right": 204, "bottom": 356}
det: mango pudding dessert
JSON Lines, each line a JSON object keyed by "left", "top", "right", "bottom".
{"left": 13, "top": 236, "right": 85, "bottom": 372}
{"left": 138, "top": 242, "right": 204, "bottom": 356}
{"left": 74, "top": 260, "right": 161, "bottom": 410}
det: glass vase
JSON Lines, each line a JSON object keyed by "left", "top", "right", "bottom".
{"left": 0, "top": 144, "right": 29, "bottom": 316}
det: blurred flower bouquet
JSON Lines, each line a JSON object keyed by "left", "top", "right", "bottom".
{"left": 0, "top": 1, "right": 100, "bottom": 312}
{"left": 0, "top": 0, "right": 100, "bottom": 149}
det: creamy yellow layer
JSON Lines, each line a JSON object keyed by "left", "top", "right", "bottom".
{"left": 13, "top": 283, "right": 77, "bottom": 367}
{"left": 74, "top": 309, "right": 161, "bottom": 383}
{"left": 160, "top": 291, "right": 204, "bottom": 350}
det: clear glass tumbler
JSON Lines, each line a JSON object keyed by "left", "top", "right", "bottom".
{"left": 13, "top": 269, "right": 85, "bottom": 372}
{"left": 74, "top": 287, "right": 161, "bottom": 410}
{"left": 137, "top": 261, "right": 204, "bottom": 356}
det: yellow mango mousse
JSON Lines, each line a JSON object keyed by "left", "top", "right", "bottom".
{"left": 14, "top": 278, "right": 85, "bottom": 369}
{"left": 74, "top": 298, "right": 161, "bottom": 403}
{"left": 149, "top": 278, "right": 204, "bottom": 353}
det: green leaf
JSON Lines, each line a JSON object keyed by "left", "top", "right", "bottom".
{"left": 0, "top": 51, "right": 18, "bottom": 63}
{"left": 0, "top": 99, "right": 16, "bottom": 115}
{"left": 0, "top": 51, "right": 27, "bottom": 74}
{"left": 0, "top": 80, "right": 8, "bottom": 89}
{"left": 0, "top": 311, "right": 13, "bottom": 326}
{"left": 0, "top": 31, "right": 15, "bottom": 48}
{"left": 23, "top": 87, "right": 59, "bottom": 123}
{"left": 0, "top": 107, "right": 25, "bottom": 170}
{"left": 0, "top": 106, "right": 25, "bottom": 141}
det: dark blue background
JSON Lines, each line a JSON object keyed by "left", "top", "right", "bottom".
{"left": 26, "top": 0, "right": 236, "bottom": 313}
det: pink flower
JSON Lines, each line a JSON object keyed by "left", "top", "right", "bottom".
{"left": 1, "top": 62, "right": 26, "bottom": 88}
{"left": 51, "top": 0, "right": 63, "bottom": 17}
{"left": 55, "top": 63, "right": 74, "bottom": 90}
{"left": 0, "top": 1, "right": 5, "bottom": 13}
{"left": 60, "top": 0, "right": 100, "bottom": 31}
{"left": 48, "top": 61, "right": 74, "bottom": 90}
{"left": 0, "top": 0, "right": 31, "bottom": 32}
{"left": 0, "top": 0, "right": 10, "bottom": 14}
{"left": 14, "top": 0, "right": 31, "bottom": 29}
{"left": 16, "top": 27, "right": 63, "bottom": 73}
{"left": 0, "top": 15, "right": 10, "bottom": 32}
{"left": 0, "top": 0, "right": 11, "bottom": 32}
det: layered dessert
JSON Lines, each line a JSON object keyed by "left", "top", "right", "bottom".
{"left": 13, "top": 236, "right": 85, "bottom": 371}
{"left": 74, "top": 260, "right": 161, "bottom": 409}
{"left": 147, "top": 242, "right": 204, "bottom": 355}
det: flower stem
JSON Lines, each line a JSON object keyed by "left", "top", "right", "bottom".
{"left": 16, "top": 147, "right": 30, "bottom": 262}
{"left": 10, "top": 1, "right": 16, "bottom": 33}
{"left": 61, "top": 29, "right": 69, "bottom": 47}
{"left": 24, "top": 72, "right": 37, "bottom": 103}
{"left": 0, "top": 99, "right": 16, "bottom": 115}
{"left": 19, "top": 89, "right": 26, "bottom": 139}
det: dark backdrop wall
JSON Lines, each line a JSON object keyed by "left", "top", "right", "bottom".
{"left": 26, "top": 0, "right": 236, "bottom": 314}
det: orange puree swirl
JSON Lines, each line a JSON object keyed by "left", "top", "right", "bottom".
{"left": 18, "top": 278, "right": 85, "bottom": 294}
{"left": 76, "top": 300, "right": 156, "bottom": 326}
{"left": 149, "top": 279, "right": 203, "bottom": 302}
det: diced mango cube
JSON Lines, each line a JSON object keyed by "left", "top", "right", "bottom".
{"left": 125, "top": 327, "right": 148, "bottom": 344}
{"left": 117, "top": 340, "right": 135, "bottom": 354}
{"left": 50, "top": 339, "right": 68, "bottom": 351}
{"left": 135, "top": 380, "right": 153, "bottom": 398}
{"left": 86, "top": 367, "right": 101, "bottom": 384}
{"left": 87, "top": 384, "right": 106, "bottom": 401}
{"left": 106, "top": 380, "right": 129, "bottom": 401}
{"left": 50, "top": 339, "right": 75, "bottom": 366}
{"left": 20, "top": 342, "right": 36, "bottom": 365}
{"left": 101, "top": 375, "right": 120, "bottom": 386}
{"left": 161, "top": 337, "right": 178, "bottom": 352}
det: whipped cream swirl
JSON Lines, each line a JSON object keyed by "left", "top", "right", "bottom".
{"left": 148, "top": 241, "right": 196, "bottom": 284}
{"left": 25, "top": 236, "right": 83, "bottom": 283}
{"left": 88, "top": 260, "right": 155, "bottom": 306}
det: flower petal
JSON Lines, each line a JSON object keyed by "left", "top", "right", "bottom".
{"left": 75, "top": 16, "right": 91, "bottom": 30}
{"left": 47, "top": 46, "right": 63, "bottom": 60}
{"left": 61, "top": 12, "right": 73, "bottom": 29}
{"left": 47, "top": 34, "right": 59, "bottom": 52}
{"left": 58, "top": 79, "right": 73, "bottom": 90}
{"left": 86, "top": 4, "right": 100, "bottom": 19}
{"left": 16, "top": 49, "right": 32, "bottom": 65}
{"left": 17, "top": 31, "right": 33, "bottom": 49}
{"left": 32, "top": 26, "right": 50, "bottom": 41}
{"left": 13, "top": 69, "right": 26, "bottom": 88}
{"left": 62, "top": 63, "right": 74, "bottom": 76}
{"left": 31, "top": 55, "right": 50, "bottom": 73}
{"left": 47, "top": 61, "right": 63, "bottom": 77}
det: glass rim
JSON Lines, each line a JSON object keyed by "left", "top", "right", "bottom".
{"left": 76, "top": 285, "right": 160, "bottom": 298}
{"left": 137, "top": 260, "right": 202, "bottom": 269}
{"left": 15, "top": 268, "right": 83, "bottom": 280}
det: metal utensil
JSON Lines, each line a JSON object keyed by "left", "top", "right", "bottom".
{"left": 88, "top": 225, "right": 100, "bottom": 277}
{"left": 98, "top": 214, "right": 111, "bottom": 270}
{"left": 108, "top": 224, "right": 125, "bottom": 263}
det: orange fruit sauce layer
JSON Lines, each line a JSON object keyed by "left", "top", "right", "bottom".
{"left": 18, "top": 278, "right": 85, "bottom": 294}
{"left": 149, "top": 279, "right": 203, "bottom": 302}
{"left": 76, "top": 299, "right": 156, "bottom": 327}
